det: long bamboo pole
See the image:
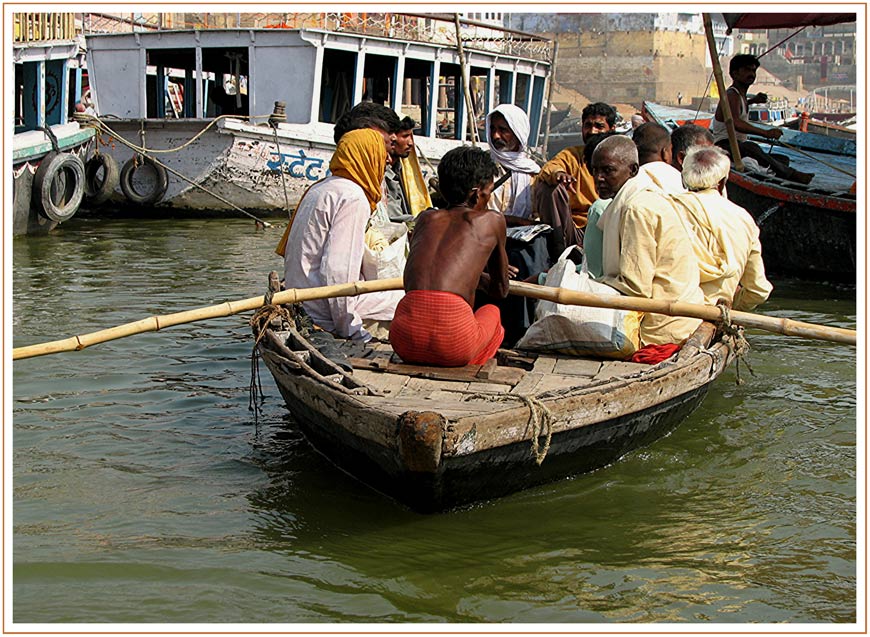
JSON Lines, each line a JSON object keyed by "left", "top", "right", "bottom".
{"left": 12, "top": 278, "right": 404, "bottom": 361}
{"left": 13, "top": 277, "right": 856, "bottom": 361}
{"left": 509, "top": 281, "right": 857, "bottom": 346}
{"left": 703, "top": 13, "right": 745, "bottom": 171}
{"left": 454, "top": 12, "right": 479, "bottom": 145}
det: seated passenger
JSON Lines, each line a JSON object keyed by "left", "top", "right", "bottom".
{"left": 484, "top": 104, "right": 541, "bottom": 225}
{"left": 389, "top": 146, "right": 510, "bottom": 367}
{"left": 593, "top": 135, "right": 704, "bottom": 346}
{"left": 276, "top": 128, "right": 403, "bottom": 342}
{"left": 533, "top": 102, "right": 617, "bottom": 258}
{"left": 671, "top": 146, "right": 773, "bottom": 310}
{"left": 632, "top": 121, "right": 686, "bottom": 194}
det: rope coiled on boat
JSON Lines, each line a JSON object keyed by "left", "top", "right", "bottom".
{"left": 459, "top": 391, "right": 554, "bottom": 465}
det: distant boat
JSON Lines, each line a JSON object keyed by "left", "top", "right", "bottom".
{"left": 82, "top": 15, "right": 553, "bottom": 217}
{"left": 643, "top": 100, "right": 856, "bottom": 282}
{"left": 783, "top": 114, "right": 857, "bottom": 140}
{"left": 13, "top": 14, "right": 95, "bottom": 236}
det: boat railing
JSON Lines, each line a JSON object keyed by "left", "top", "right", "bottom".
{"left": 13, "top": 13, "right": 76, "bottom": 43}
{"left": 79, "top": 11, "right": 553, "bottom": 62}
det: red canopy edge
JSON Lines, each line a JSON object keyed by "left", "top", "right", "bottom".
{"left": 722, "top": 13, "right": 856, "bottom": 32}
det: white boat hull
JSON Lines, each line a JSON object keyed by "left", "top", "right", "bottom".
{"left": 90, "top": 118, "right": 455, "bottom": 216}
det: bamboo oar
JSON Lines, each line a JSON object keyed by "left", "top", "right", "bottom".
{"left": 12, "top": 278, "right": 404, "bottom": 361}
{"left": 13, "top": 276, "right": 856, "bottom": 361}
{"left": 509, "top": 280, "right": 857, "bottom": 346}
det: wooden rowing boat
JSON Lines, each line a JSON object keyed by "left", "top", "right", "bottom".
{"left": 255, "top": 315, "right": 735, "bottom": 512}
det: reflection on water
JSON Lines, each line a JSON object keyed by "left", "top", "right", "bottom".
{"left": 11, "top": 217, "right": 858, "bottom": 624}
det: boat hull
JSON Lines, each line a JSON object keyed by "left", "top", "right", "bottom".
{"left": 259, "top": 323, "right": 732, "bottom": 512}
{"left": 84, "top": 118, "right": 447, "bottom": 216}
{"left": 274, "top": 374, "right": 708, "bottom": 512}
{"left": 726, "top": 172, "right": 856, "bottom": 282}
{"left": 12, "top": 124, "right": 94, "bottom": 236}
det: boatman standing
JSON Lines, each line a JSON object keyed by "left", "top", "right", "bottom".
{"left": 389, "top": 146, "right": 510, "bottom": 367}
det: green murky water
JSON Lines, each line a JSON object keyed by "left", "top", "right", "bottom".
{"left": 11, "top": 217, "right": 858, "bottom": 625}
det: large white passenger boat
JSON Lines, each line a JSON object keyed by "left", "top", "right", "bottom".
{"left": 83, "top": 13, "right": 553, "bottom": 217}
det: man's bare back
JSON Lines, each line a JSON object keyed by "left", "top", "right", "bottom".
{"left": 404, "top": 204, "right": 509, "bottom": 306}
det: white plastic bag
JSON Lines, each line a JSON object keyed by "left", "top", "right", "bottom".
{"left": 362, "top": 212, "right": 409, "bottom": 281}
{"left": 516, "top": 248, "right": 641, "bottom": 359}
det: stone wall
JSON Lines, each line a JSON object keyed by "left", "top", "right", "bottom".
{"left": 512, "top": 13, "right": 712, "bottom": 109}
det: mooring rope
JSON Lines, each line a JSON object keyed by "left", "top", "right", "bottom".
{"left": 247, "top": 272, "right": 294, "bottom": 426}
{"left": 449, "top": 389, "right": 554, "bottom": 465}
{"left": 76, "top": 113, "right": 273, "bottom": 227}
{"left": 716, "top": 302, "right": 754, "bottom": 385}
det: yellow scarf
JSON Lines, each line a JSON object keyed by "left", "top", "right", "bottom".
{"left": 399, "top": 147, "right": 433, "bottom": 216}
{"left": 275, "top": 128, "right": 387, "bottom": 257}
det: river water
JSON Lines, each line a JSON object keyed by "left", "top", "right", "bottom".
{"left": 10, "top": 216, "right": 859, "bottom": 627}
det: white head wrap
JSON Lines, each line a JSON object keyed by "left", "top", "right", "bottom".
{"left": 485, "top": 104, "right": 540, "bottom": 218}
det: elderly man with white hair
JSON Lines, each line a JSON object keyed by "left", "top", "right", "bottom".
{"left": 593, "top": 135, "right": 704, "bottom": 347}
{"left": 671, "top": 145, "right": 773, "bottom": 310}
{"left": 484, "top": 103, "right": 541, "bottom": 224}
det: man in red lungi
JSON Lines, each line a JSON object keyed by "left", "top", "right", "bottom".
{"left": 389, "top": 146, "right": 511, "bottom": 367}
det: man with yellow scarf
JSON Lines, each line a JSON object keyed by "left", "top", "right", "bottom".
{"left": 276, "top": 128, "right": 403, "bottom": 342}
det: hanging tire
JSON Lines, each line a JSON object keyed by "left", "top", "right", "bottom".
{"left": 83, "top": 153, "right": 119, "bottom": 205}
{"left": 32, "top": 151, "right": 85, "bottom": 223}
{"left": 119, "top": 155, "right": 169, "bottom": 205}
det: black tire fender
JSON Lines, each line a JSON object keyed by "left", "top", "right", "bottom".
{"left": 33, "top": 151, "right": 85, "bottom": 222}
{"left": 83, "top": 153, "right": 119, "bottom": 205}
{"left": 119, "top": 155, "right": 169, "bottom": 205}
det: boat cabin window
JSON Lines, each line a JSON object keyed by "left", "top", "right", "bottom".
{"left": 495, "top": 70, "right": 512, "bottom": 105}
{"left": 362, "top": 53, "right": 397, "bottom": 106}
{"left": 145, "top": 47, "right": 249, "bottom": 119}
{"left": 401, "top": 58, "right": 433, "bottom": 135}
{"left": 515, "top": 73, "right": 531, "bottom": 112}
{"left": 15, "top": 58, "right": 66, "bottom": 132}
{"left": 319, "top": 49, "right": 356, "bottom": 123}
{"left": 436, "top": 63, "right": 461, "bottom": 139}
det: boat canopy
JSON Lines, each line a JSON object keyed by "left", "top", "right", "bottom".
{"left": 85, "top": 25, "right": 551, "bottom": 144}
{"left": 721, "top": 13, "right": 856, "bottom": 32}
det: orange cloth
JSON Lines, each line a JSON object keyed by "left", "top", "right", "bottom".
{"left": 275, "top": 128, "right": 386, "bottom": 257}
{"left": 389, "top": 290, "right": 504, "bottom": 367}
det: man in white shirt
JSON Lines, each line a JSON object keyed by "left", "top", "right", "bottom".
{"left": 484, "top": 103, "right": 540, "bottom": 224}
{"left": 672, "top": 145, "right": 773, "bottom": 310}
{"left": 276, "top": 128, "right": 403, "bottom": 342}
{"left": 593, "top": 135, "right": 704, "bottom": 346}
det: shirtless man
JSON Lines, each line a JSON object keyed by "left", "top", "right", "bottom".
{"left": 712, "top": 54, "right": 813, "bottom": 184}
{"left": 389, "top": 146, "right": 510, "bottom": 367}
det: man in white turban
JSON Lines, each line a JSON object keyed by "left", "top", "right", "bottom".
{"left": 484, "top": 103, "right": 541, "bottom": 223}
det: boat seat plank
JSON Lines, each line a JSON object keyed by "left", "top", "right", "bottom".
{"left": 348, "top": 356, "right": 524, "bottom": 387}
{"left": 594, "top": 360, "right": 650, "bottom": 381}
{"left": 405, "top": 377, "right": 470, "bottom": 393}
{"left": 531, "top": 355, "right": 559, "bottom": 375}
{"left": 532, "top": 373, "right": 594, "bottom": 394}
{"left": 351, "top": 369, "right": 410, "bottom": 395}
{"left": 510, "top": 372, "right": 544, "bottom": 395}
{"left": 552, "top": 358, "right": 602, "bottom": 376}
{"left": 359, "top": 396, "right": 499, "bottom": 419}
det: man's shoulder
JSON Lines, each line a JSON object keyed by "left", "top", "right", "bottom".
{"left": 543, "top": 145, "right": 583, "bottom": 165}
